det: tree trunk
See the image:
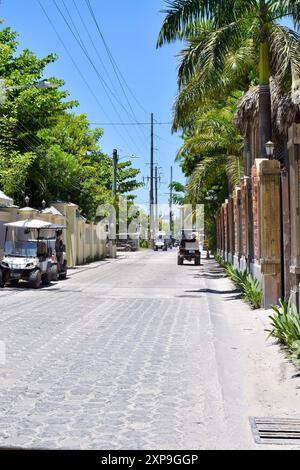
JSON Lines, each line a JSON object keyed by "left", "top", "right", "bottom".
{"left": 259, "top": 41, "right": 272, "bottom": 158}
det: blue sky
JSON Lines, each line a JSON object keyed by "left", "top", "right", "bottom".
{"left": 0, "top": 0, "right": 184, "bottom": 206}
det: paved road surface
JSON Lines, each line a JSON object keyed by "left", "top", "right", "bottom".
{"left": 0, "top": 250, "right": 298, "bottom": 450}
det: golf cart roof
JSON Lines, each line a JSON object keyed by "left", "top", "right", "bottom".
{"left": 4, "top": 219, "right": 66, "bottom": 230}
{"left": 41, "top": 224, "right": 66, "bottom": 230}
{"left": 4, "top": 219, "right": 52, "bottom": 229}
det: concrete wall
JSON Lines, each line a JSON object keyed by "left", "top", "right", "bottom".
{"left": 0, "top": 201, "right": 107, "bottom": 267}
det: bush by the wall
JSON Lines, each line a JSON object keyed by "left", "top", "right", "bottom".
{"left": 215, "top": 254, "right": 262, "bottom": 309}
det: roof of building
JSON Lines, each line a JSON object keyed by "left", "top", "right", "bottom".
{"left": 41, "top": 206, "right": 64, "bottom": 217}
{"left": 0, "top": 190, "right": 13, "bottom": 207}
{"left": 233, "top": 79, "right": 300, "bottom": 137}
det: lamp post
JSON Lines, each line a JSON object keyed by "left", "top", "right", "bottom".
{"left": 265, "top": 141, "right": 275, "bottom": 159}
{"left": 4, "top": 79, "right": 58, "bottom": 92}
{"left": 112, "top": 152, "right": 139, "bottom": 198}
{"left": 0, "top": 79, "right": 58, "bottom": 104}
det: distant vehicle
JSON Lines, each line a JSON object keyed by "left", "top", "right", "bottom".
{"left": 117, "top": 233, "right": 139, "bottom": 252}
{"left": 177, "top": 232, "right": 201, "bottom": 266}
{"left": 0, "top": 219, "right": 66, "bottom": 288}
{"left": 154, "top": 231, "right": 168, "bottom": 251}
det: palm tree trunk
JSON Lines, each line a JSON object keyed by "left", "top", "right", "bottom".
{"left": 259, "top": 40, "right": 272, "bottom": 158}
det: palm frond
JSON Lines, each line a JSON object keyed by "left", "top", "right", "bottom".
{"left": 177, "top": 17, "right": 255, "bottom": 89}
{"left": 157, "top": 0, "right": 256, "bottom": 47}
{"left": 226, "top": 154, "right": 244, "bottom": 186}
{"left": 187, "top": 154, "right": 227, "bottom": 203}
{"left": 268, "top": 24, "right": 300, "bottom": 86}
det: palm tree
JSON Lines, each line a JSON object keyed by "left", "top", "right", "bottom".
{"left": 157, "top": 0, "right": 300, "bottom": 157}
{"left": 178, "top": 94, "right": 244, "bottom": 202}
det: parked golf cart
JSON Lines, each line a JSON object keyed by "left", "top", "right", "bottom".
{"left": 177, "top": 231, "right": 201, "bottom": 266}
{"left": 44, "top": 232, "right": 68, "bottom": 281}
{"left": 154, "top": 231, "right": 168, "bottom": 251}
{"left": 0, "top": 219, "right": 66, "bottom": 288}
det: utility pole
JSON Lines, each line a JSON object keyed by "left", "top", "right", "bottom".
{"left": 112, "top": 149, "right": 118, "bottom": 197}
{"left": 169, "top": 166, "right": 173, "bottom": 236}
{"left": 149, "top": 113, "right": 154, "bottom": 241}
{"left": 110, "top": 149, "right": 118, "bottom": 259}
{"left": 155, "top": 165, "right": 158, "bottom": 230}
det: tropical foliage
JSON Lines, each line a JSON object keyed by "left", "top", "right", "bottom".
{"left": 267, "top": 298, "right": 300, "bottom": 365}
{"left": 172, "top": 93, "right": 243, "bottom": 249}
{"left": 215, "top": 254, "right": 263, "bottom": 309}
{"left": 0, "top": 23, "right": 142, "bottom": 221}
{"left": 158, "top": 0, "right": 300, "bottom": 138}
{"left": 159, "top": 0, "right": 300, "bottom": 248}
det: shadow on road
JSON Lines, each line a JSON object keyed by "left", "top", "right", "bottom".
{"left": 185, "top": 288, "right": 241, "bottom": 296}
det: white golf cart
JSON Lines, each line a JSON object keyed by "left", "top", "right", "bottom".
{"left": 154, "top": 231, "right": 168, "bottom": 251}
{"left": 0, "top": 219, "right": 65, "bottom": 289}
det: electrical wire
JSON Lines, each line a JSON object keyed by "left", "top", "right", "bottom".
{"left": 37, "top": 0, "right": 134, "bottom": 153}
{"left": 52, "top": 0, "right": 144, "bottom": 156}
{"left": 90, "top": 122, "right": 172, "bottom": 126}
{"left": 71, "top": 0, "right": 149, "bottom": 148}
{"left": 85, "top": 0, "right": 150, "bottom": 120}
{"left": 84, "top": 0, "right": 150, "bottom": 140}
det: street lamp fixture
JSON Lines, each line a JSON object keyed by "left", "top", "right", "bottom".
{"left": 3, "top": 79, "right": 58, "bottom": 92}
{"left": 119, "top": 154, "right": 140, "bottom": 161}
{"left": 34, "top": 80, "right": 58, "bottom": 90}
{"left": 265, "top": 141, "right": 275, "bottom": 158}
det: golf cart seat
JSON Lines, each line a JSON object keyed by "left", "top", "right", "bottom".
{"left": 37, "top": 241, "right": 47, "bottom": 259}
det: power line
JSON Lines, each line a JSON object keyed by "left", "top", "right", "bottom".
{"left": 84, "top": 0, "right": 150, "bottom": 120}
{"left": 83, "top": 0, "right": 150, "bottom": 144}
{"left": 51, "top": 0, "right": 144, "bottom": 156}
{"left": 71, "top": 0, "right": 149, "bottom": 150}
{"left": 37, "top": 0, "right": 134, "bottom": 153}
{"left": 90, "top": 122, "right": 172, "bottom": 126}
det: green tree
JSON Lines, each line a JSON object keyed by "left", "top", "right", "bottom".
{"left": 0, "top": 23, "right": 76, "bottom": 202}
{"left": 158, "top": 0, "right": 300, "bottom": 155}
{"left": 171, "top": 94, "right": 244, "bottom": 249}
{"left": 0, "top": 23, "right": 143, "bottom": 220}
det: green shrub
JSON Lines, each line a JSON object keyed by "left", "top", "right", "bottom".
{"left": 267, "top": 299, "right": 300, "bottom": 359}
{"left": 214, "top": 253, "right": 228, "bottom": 269}
{"left": 139, "top": 240, "right": 150, "bottom": 249}
{"left": 224, "top": 264, "right": 248, "bottom": 290}
{"left": 215, "top": 255, "right": 262, "bottom": 309}
{"left": 242, "top": 276, "right": 263, "bottom": 310}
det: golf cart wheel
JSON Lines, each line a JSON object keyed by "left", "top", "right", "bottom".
{"left": 51, "top": 264, "right": 59, "bottom": 281}
{"left": 177, "top": 256, "right": 183, "bottom": 266}
{"left": 195, "top": 257, "right": 201, "bottom": 266}
{"left": 10, "top": 279, "right": 19, "bottom": 287}
{"left": 29, "top": 270, "right": 42, "bottom": 289}
{"left": 59, "top": 262, "right": 68, "bottom": 280}
{"left": 42, "top": 269, "right": 51, "bottom": 286}
{"left": 0, "top": 269, "right": 4, "bottom": 288}
{"left": 59, "top": 269, "right": 67, "bottom": 280}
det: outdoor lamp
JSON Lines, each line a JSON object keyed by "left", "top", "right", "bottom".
{"left": 34, "top": 80, "right": 58, "bottom": 90}
{"left": 265, "top": 141, "right": 275, "bottom": 158}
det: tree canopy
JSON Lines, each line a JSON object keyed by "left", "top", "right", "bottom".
{"left": 0, "top": 22, "right": 142, "bottom": 221}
